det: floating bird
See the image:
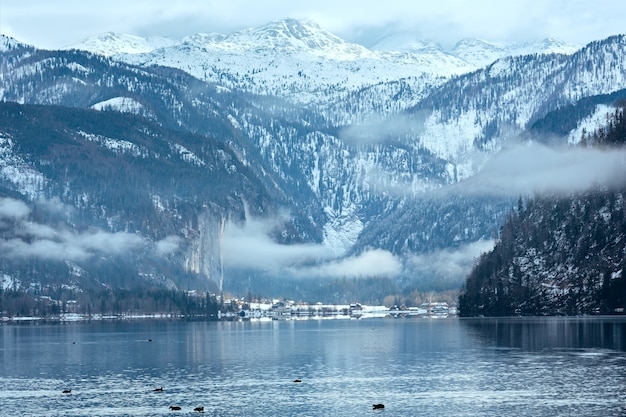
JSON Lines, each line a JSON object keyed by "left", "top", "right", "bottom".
{"left": 194, "top": 406, "right": 204, "bottom": 412}
{"left": 153, "top": 387, "right": 164, "bottom": 392}
{"left": 62, "top": 389, "right": 71, "bottom": 394}
{"left": 372, "top": 403, "right": 385, "bottom": 410}
{"left": 293, "top": 379, "right": 302, "bottom": 383}
{"left": 169, "top": 405, "right": 181, "bottom": 411}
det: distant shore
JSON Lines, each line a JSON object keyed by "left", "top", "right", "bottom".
{"left": 0, "top": 312, "right": 193, "bottom": 323}
{"left": 1, "top": 302, "right": 460, "bottom": 323}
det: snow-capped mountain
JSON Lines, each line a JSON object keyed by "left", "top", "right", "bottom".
{"left": 65, "top": 19, "right": 578, "bottom": 111}
{"left": 64, "top": 32, "right": 177, "bottom": 56}
{"left": 370, "top": 34, "right": 443, "bottom": 53}
{"left": 409, "top": 35, "right": 626, "bottom": 170}
{"left": 450, "top": 37, "right": 579, "bottom": 68}
{"left": 102, "top": 19, "right": 457, "bottom": 106}
{"left": 1, "top": 21, "right": 626, "bottom": 300}
{"left": 371, "top": 34, "right": 578, "bottom": 68}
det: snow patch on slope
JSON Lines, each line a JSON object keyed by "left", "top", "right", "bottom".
{"left": 567, "top": 104, "right": 615, "bottom": 144}
{"left": 323, "top": 212, "right": 363, "bottom": 255}
{"left": 420, "top": 109, "right": 483, "bottom": 163}
{"left": 172, "top": 143, "right": 205, "bottom": 166}
{"left": 91, "top": 96, "right": 145, "bottom": 114}
{"left": 0, "top": 134, "right": 46, "bottom": 199}
{"left": 77, "top": 131, "right": 148, "bottom": 157}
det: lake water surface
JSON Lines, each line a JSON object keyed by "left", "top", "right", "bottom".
{"left": 1, "top": 317, "right": 625, "bottom": 416}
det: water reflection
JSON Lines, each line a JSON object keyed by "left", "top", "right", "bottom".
{"left": 1, "top": 318, "right": 625, "bottom": 416}
{"left": 461, "top": 316, "right": 626, "bottom": 351}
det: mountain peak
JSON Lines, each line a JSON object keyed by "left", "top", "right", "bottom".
{"left": 64, "top": 32, "right": 176, "bottom": 56}
{"left": 224, "top": 18, "right": 354, "bottom": 53}
{"left": 450, "top": 36, "right": 578, "bottom": 67}
{"left": 533, "top": 37, "right": 579, "bottom": 54}
{"left": 452, "top": 38, "right": 503, "bottom": 51}
{"left": 266, "top": 18, "right": 323, "bottom": 38}
{"left": 181, "top": 32, "right": 226, "bottom": 47}
{"left": 370, "top": 33, "right": 443, "bottom": 53}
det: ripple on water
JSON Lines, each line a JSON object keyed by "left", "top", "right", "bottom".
{"left": 1, "top": 318, "right": 625, "bottom": 417}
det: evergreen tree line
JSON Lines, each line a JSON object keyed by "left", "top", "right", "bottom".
{"left": 0, "top": 287, "right": 220, "bottom": 319}
{"left": 459, "top": 106, "right": 626, "bottom": 316}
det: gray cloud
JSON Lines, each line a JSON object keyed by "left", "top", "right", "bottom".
{"left": 155, "top": 235, "right": 183, "bottom": 256}
{"left": 406, "top": 239, "right": 496, "bottom": 287}
{"left": 0, "top": 198, "right": 30, "bottom": 219}
{"left": 221, "top": 216, "right": 334, "bottom": 273}
{"left": 22, "top": 222, "right": 58, "bottom": 240}
{"left": 35, "top": 197, "right": 75, "bottom": 217}
{"left": 73, "top": 229, "right": 145, "bottom": 255}
{"left": 0, "top": 238, "right": 91, "bottom": 261}
{"left": 339, "top": 113, "right": 425, "bottom": 145}
{"left": 0, "top": 197, "right": 163, "bottom": 261}
{"left": 293, "top": 249, "right": 403, "bottom": 279}
{"left": 221, "top": 214, "right": 403, "bottom": 279}
{"left": 456, "top": 143, "right": 626, "bottom": 197}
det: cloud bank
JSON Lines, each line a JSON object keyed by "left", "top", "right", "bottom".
{"left": 457, "top": 143, "right": 626, "bottom": 197}
{"left": 221, "top": 211, "right": 485, "bottom": 286}
{"left": 221, "top": 216, "right": 334, "bottom": 272}
{"left": 221, "top": 216, "right": 402, "bottom": 279}
{"left": 406, "top": 239, "right": 496, "bottom": 289}
{"left": 0, "top": 198, "right": 30, "bottom": 219}
{"left": 0, "top": 197, "right": 180, "bottom": 261}
{"left": 339, "top": 113, "right": 424, "bottom": 145}
{"left": 293, "top": 248, "right": 403, "bottom": 279}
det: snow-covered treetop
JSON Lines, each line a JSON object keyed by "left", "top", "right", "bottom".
{"left": 0, "top": 35, "right": 29, "bottom": 52}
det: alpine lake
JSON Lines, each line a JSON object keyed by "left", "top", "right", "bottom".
{"left": 1, "top": 316, "right": 625, "bottom": 416}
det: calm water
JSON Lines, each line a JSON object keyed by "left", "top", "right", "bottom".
{"left": 1, "top": 317, "right": 625, "bottom": 416}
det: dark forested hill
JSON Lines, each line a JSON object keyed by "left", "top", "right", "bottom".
{"left": 459, "top": 107, "right": 626, "bottom": 316}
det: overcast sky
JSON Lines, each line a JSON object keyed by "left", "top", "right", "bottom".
{"left": 1, "top": 0, "right": 625, "bottom": 50}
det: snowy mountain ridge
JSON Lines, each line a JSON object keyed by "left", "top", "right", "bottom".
{"left": 65, "top": 18, "right": 579, "bottom": 106}
{"left": 1, "top": 27, "right": 626, "bottom": 299}
{"left": 66, "top": 32, "right": 177, "bottom": 56}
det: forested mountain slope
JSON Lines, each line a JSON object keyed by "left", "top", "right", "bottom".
{"left": 2, "top": 30, "right": 626, "bottom": 305}
{"left": 459, "top": 107, "right": 626, "bottom": 316}
{"left": 0, "top": 101, "right": 283, "bottom": 291}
